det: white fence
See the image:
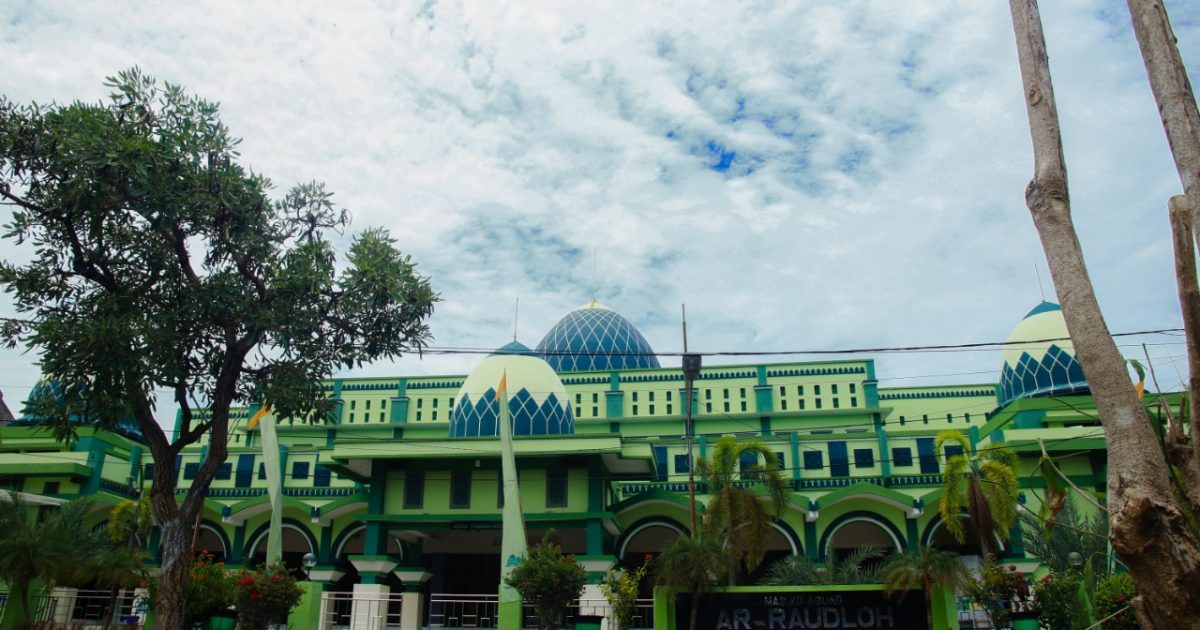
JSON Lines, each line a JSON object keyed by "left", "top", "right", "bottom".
{"left": 425, "top": 594, "right": 653, "bottom": 630}
{"left": 319, "top": 591, "right": 405, "bottom": 630}
{"left": 29, "top": 589, "right": 146, "bottom": 629}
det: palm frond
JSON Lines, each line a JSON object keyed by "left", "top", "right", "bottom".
{"left": 759, "top": 555, "right": 822, "bottom": 586}
{"left": 979, "top": 459, "right": 1019, "bottom": 537}
{"left": 831, "top": 545, "right": 886, "bottom": 584}
{"left": 935, "top": 430, "right": 971, "bottom": 460}
{"left": 939, "top": 455, "right": 970, "bottom": 542}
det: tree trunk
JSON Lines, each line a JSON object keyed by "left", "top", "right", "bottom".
{"left": 1167, "top": 195, "right": 1200, "bottom": 514}
{"left": 1007, "top": 1, "right": 1200, "bottom": 627}
{"left": 153, "top": 503, "right": 196, "bottom": 630}
{"left": 688, "top": 593, "right": 699, "bottom": 630}
{"left": 1125, "top": 0, "right": 1200, "bottom": 246}
{"left": 14, "top": 578, "right": 31, "bottom": 630}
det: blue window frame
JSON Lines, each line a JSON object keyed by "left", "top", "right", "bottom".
{"left": 450, "top": 470, "right": 471, "bottom": 509}
{"left": 215, "top": 463, "right": 232, "bottom": 481}
{"left": 944, "top": 445, "right": 965, "bottom": 459}
{"left": 258, "top": 463, "right": 267, "bottom": 480}
{"left": 674, "top": 454, "right": 690, "bottom": 473}
{"left": 314, "top": 465, "right": 332, "bottom": 488}
{"left": 853, "top": 448, "right": 874, "bottom": 468}
{"left": 546, "top": 470, "right": 568, "bottom": 508}
{"left": 183, "top": 463, "right": 199, "bottom": 480}
{"left": 235, "top": 455, "right": 255, "bottom": 488}
{"left": 403, "top": 472, "right": 424, "bottom": 508}
{"left": 917, "top": 438, "right": 938, "bottom": 474}
{"left": 739, "top": 451, "right": 757, "bottom": 474}
{"left": 143, "top": 463, "right": 155, "bottom": 482}
{"left": 292, "top": 461, "right": 310, "bottom": 480}
{"left": 803, "top": 450, "right": 823, "bottom": 470}
{"left": 653, "top": 446, "right": 668, "bottom": 481}
{"left": 891, "top": 447, "right": 913, "bottom": 467}
{"left": 829, "top": 442, "right": 850, "bottom": 477}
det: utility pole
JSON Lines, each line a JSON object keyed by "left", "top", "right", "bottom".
{"left": 681, "top": 305, "right": 702, "bottom": 536}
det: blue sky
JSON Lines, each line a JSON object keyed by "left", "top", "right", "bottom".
{"left": 1, "top": 1, "right": 1198, "bottom": 424}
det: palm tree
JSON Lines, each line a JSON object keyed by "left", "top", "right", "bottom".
{"left": 758, "top": 545, "right": 887, "bottom": 586}
{"left": 0, "top": 493, "right": 99, "bottom": 629}
{"left": 881, "top": 546, "right": 968, "bottom": 630}
{"left": 936, "top": 430, "right": 1019, "bottom": 557}
{"left": 697, "top": 436, "right": 789, "bottom": 584}
{"left": 654, "top": 534, "right": 728, "bottom": 630}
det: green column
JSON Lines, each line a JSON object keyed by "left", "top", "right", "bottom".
{"left": 290, "top": 581, "right": 326, "bottom": 630}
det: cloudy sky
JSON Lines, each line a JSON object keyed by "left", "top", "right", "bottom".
{"left": 1, "top": 1, "right": 1198, "bottom": 425}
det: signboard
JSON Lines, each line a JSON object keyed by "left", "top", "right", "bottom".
{"left": 676, "top": 590, "right": 928, "bottom": 630}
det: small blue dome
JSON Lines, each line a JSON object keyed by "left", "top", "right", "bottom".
{"left": 18, "top": 377, "right": 144, "bottom": 440}
{"left": 536, "top": 300, "right": 661, "bottom": 373}
{"left": 450, "top": 343, "right": 574, "bottom": 438}
{"left": 997, "top": 302, "right": 1089, "bottom": 407}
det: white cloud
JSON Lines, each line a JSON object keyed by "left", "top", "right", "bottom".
{"left": 0, "top": 0, "right": 1195, "bottom": 427}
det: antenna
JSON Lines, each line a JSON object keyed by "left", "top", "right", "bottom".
{"left": 591, "top": 247, "right": 597, "bottom": 301}
{"left": 681, "top": 303, "right": 688, "bottom": 352}
{"left": 1034, "top": 264, "right": 1046, "bottom": 302}
{"left": 513, "top": 295, "right": 519, "bottom": 341}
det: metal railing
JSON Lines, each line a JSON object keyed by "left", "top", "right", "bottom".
{"left": 428, "top": 593, "right": 499, "bottom": 628}
{"left": 27, "top": 589, "right": 146, "bottom": 629}
{"left": 319, "top": 591, "right": 404, "bottom": 630}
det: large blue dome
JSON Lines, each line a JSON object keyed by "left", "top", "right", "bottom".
{"left": 997, "top": 302, "right": 1089, "bottom": 407}
{"left": 536, "top": 300, "right": 661, "bottom": 373}
{"left": 450, "top": 342, "right": 575, "bottom": 438}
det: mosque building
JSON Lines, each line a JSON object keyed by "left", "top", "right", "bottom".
{"left": 0, "top": 298, "right": 1139, "bottom": 629}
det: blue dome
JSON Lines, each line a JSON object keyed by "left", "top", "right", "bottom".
{"left": 997, "top": 302, "right": 1090, "bottom": 407}
{"left": 450, "top": 344, "right": 574, "bottom": 438}
{"left": 536, "top": 300, "right": 661, "bottom": 373}
{"left": 17, "top": 377, "right": 144, "bottom": 440}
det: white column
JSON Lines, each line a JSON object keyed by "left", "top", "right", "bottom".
{"left": 350, "top": 583, "right": 391, "bottom": 630}
{"left": 48, "top": 587, "right": 78, "bottom": 625}
{"left": 393, "top": 569, "right": 433, "bottom": 630}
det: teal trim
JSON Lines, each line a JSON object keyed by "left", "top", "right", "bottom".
{"left": 803, "top": 520, "right": 818, "bottom": 561}
{"left": 173, "top": 409, "right": 183, "bottom": 443}
{"left": 789, "top": 433, "right": 801, "bottom": 481}
{"left": 864, "top": 380, "right": 880, "bottom": 409}
{"left": 392, "top": 396, "right": 410, "bottom": 423}
{"left": 905, "top": 519, "right": 919, "bottom": 554}
{"left": 878, "top": 389, "right": 995, "bottom": 400}
{"left": 83, "top": 440, "right": 106, "bottom": 495}
{"left": 875, "top": 416, "right": 891, "bottom": 478}
{"left": 586, "top": 520, "right": 603, "bottom": 555}
{"left": 1012, "top": 410, "right": 1047, "bottom": 429}
{"left": 330, "top": 380, "right": 344, "bottom": 424}
{"left": 129, "top": 446, "right": 143, "bottom": 483}
{"left": 319, "top": 525, "right": 334, "bottom": 564}
{"left": 588, "top": 463, "right": 604, "bottom": 512}
{"left": 605, "top": 390, "right": 624, "bottom": 419}
{"left": 698, "top": 435, "right": 707, "bottom": 460}
{"left": 756, "top": 366, "right": 768, "bottom": 386}
{"left": 231, "top": 524, "right": 246, "bottom": 560}
{"left": 754, "top": 385, "right": 773, "bottom": 414}
{"left": 759, "top": 417, "right": 771, "bottom": 436}
{"left": 817, "top": 511, "right": 907, "bottom": 561}
{"left": 968, "top": 426, "right": 981, "bottom": 448}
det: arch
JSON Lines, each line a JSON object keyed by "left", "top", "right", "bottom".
{"left": 195, "top": 521, "right": 232, "bottom": 561}
{"left": 244, "top": 518, "right": 318, "bottom": 562}
{"left": 769, "top": 519, "right": 802, "bottom": 556}
{"left": 617, "top": 517, "right": 687, "bottom": 559}
{"left": 921, "top": 514, "right": 1001, "bottom": 556}
{"left": 331, "top": 523, "right": 405, "bottom": 560}
{"left": 818, "top": 511, "right": 906, "bottom": 561}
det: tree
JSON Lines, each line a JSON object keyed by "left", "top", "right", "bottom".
{"left": 0, "top": 494, "right": 103, "bottom": 630}
{"left": 0, "top": 69, "right": 437, "bottom": 629}
{"left": 757, "top": 545, "right": 886, "bottom": 586}
{"left": 880, "top": 546, "right": 968, "bottom": 630}
{"left": 696, "top": 436, "right": 789, "bottom": 584}
{"left": 654, "top": 534, "right": 728, "bottom": 630}
{"left": 936, "top": 430, "right": 1018, "bottom": 557}
{"left": 1005, "top": 2, "right": 1200, "bottom": 625}
{"left": 505, "top": 534, "right": 587, "bottom": 630}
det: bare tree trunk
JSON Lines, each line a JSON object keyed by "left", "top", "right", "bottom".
{"left": 1167, "top": 195, "right": 1200, "bottom": 513}
{"left": 1125, "top": 0, "right": 1200, "bottom": 245}
{"left": 1007, "top": 1, "right": 1200, "bottom": 626}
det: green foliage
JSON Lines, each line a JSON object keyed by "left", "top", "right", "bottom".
{"left": 1019, "top": 500, "right": 1110, "bottom": 581}
{"left": 233, "top": 563, "right": 305, "bottom": 630}
{"left": 758, "top": 545, "right": 886, "bottom": 585}
{"left": 936, "top": 430, "right": 1019, "bottom": 555}
{"left": 1033, "top": 572, "right": 1089, "bottom": 630}
{"left": 506, "top": 534, "right": 587, "bottom": 630}
{"left": 880, "top": 546, "right": 968, "bottom": 602}
{"left": 1093, "top": 573, "right": 1140, "bottom": 630}
{"left": 697, "top": 436, "right": 789, "bottom": 583}
{"left": 962, "top": 558, "right": 1031, "bottom": 629}
{"left": 147, "top": 551, "right": 234, "bottom": 625}
{"left": 602, "top": 556, "right": 651, "bottom": 630}
{"left": 654, "top": 534, "right": 728, "bottom": 630}
{"left": 107, "top": 494, "right": 153, "bottom": 544}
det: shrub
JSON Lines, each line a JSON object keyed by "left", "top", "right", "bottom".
{"left": 602, "top": 556, "right": 651, "bottom": 630}
{"left": 963, "top": 558, "right": 1030, "bottom": 629}
{"left": 1093, "top": 573, "right": 1140, "bottom": 630}
{"left": 506, "top": 535, "right": 587, "bottom": 630}
{"left": 233, "top": 564, "right": 305, "bottom": 630}
{"left": 1033, "top": 572, "right": 1088, "bottom": 630}
{"left": 159, "top": 551, "right": 234, "bottom": 625}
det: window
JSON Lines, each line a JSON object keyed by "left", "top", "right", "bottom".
{"left": 739, "top": 387, "right": 746, "bottom": 398}
{"left": 380, "top": 412, "right": 385, "bottom": 422}
{"left": 705, "top": 403, "right": 712, "bottom": 413}
{"left": 917, "top": 438, "right": 938, "bottom": 474}
{"left": 740, "top": 401, "right": 747, "bottom": 412}
{"left": 593, "top": 406, "right": 599, "bottom": 416}
{"left": 666, "top": 404, "right": 673, "bottom": 414}
{"left": 833, "top": 399, "right": 840, "bottom": 409}
{"left": 674, "top": 454, "right": 690, "bottom": 473}
{"left": 781, "top": 400, "right": 788, "bottom": 411}
{"left": 705, "top": 389, "right": 712, "bottom": 400}
{"left": 632, "top": 392, "right": 638, "bottom": 402}
{"left": 349, "top": 413, "right": 355, "bottom": 423}
{"left": 314, "top": 465, "right": 332, "bottom": 487}
{"left": 433, "top": 398, "right": 439, "bottom": 408}
{"left": 649, "top": 392, "right": 655, "bottom": 401}
{"left": 236, "top": 455, "right": 254, "bottom": 488}
{"left": 774, "top": 452, "right": 785, "bottom": 470}
{"left": 814, "top": 385, "right": 821, "bottom": 395}
{"left": 576, "top": 407, "right": 582, "bottom": 417}
{"left": 797, "top": 385, "right": 804, "bottom": 396}
{"left": 853, "top": 449, "right": 875, "bottom": 468}
{"left": 850, "top": 397, "right": 858, "bottom": 407}
{"left": 779, "top": 386, "right": 786, "bottom": 396}
{"left": 576, "top": 393, "right": 582, "bottom": 403}
{"left": 723, "top": 388, "right": 729, "bottom": 399}
{"left": 666, "top": 391, "right": 673, "bottom": 401}
{"left": 184, "top": 463, "right": 199, "bottom": 480}
{"left": 546, "top": 470, "right": 568, "bottom": 508}
{"left": 739, "top": 451, "right": 757, "bottom": 474}
{"left": 366, "top": 400, "right": 372, "bottom": 410}
{"left": 803, "top": 450, "right": 823, "bottom": 470}
{"left": 381, "top": 399, "right": 387, "bottom": 409}
{"left": 258, "top": 463, "right": 267, "bottom": 480}
{"left": 829, "top": 442, "right": 850, "bottom": 477}
{"left": 593, "top": 393, "right": 599, "bottom": 403}
{"left": 432, "top": 411, "right": 438, "bottom": 421}
{"left": 815, "top": 399, "right": 823, "bottom": 409}
{"left": 450, "top": 470, "right": 471, "bottom": 508}
{"left": 723, "top": 402, "right": 730, "bottom": 412}
{"left": 43, "top": 481, "right": 60, "bottom": 494}
{"left": 965, "top": 413, "right": 972, "bottom": 422}
{"left": 832, "top": 384, "right": 839, "bottom": 395}
{"left": 350, "top": 400, "right": 356, "bottom": 410}
{"left": 799, "top": 400, "right": 806, "bottom": 410}
{"left": 416, "top": 412, "right": 422, "bottom": 421}
{"left": 654, "top": 447, "right": 668, "bottom": 481}
{"left": 292, "top": 461, "right": 310, "bottom": 480}
{"left": 944, "top": 444, "right": 965, "bottom": 459}
{"left": 216, "top": 463, "right": 232, "bottom": 480}
{"left": 632, "top": 405, "right": 638, "bottom": 416}
{"left": 143, "top": 463, "right": 155, "bottom": 482}
{"left": 947, "top": 413, "right": 953, "bottom": 422}
{"left": 850, "top": 384, "right": 857, "bottom": 394}
{"left": 892, "top": 447, "right": 914, "bottom": 467}
{"left": 649, "top": 405, "right": 655, "bottom": 415}
{"left": 922, "top": 414, "right": 929, "bottom": 424}
{"left": 403, "top": 472, "right": 424, "bottom": 508}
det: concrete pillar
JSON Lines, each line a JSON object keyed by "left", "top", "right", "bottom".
{"left": 392, "top": 568, "right": 432, "bottom": 630}
{"left": 350, "top": 583, "right": 391, "bottom": 630}
{"left": 48, "top": 587, "right": 78, "bottom": 625}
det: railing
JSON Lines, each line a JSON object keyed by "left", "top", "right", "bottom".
{"left": 28, "top": 589, "right": 146, "bottom": 629}
{"left": 319, "top": 591, "right": 404, "bottom": 630}
{"left": 428, "top": 593, "right": 499, "bottom": 628}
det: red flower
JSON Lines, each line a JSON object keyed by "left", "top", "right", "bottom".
{"left": 238, "top": 577, "right": 254, "bottom": 585}
{"left": 1009, "top": 565, "right": 1018, "bottom": 572}
{"left": 644, "top": 554, "right": 653, "bottom": 560}
{"left": 250, "top": 591, "right": 260, "bottom": 601}
{"left": 271, "top": 574, "right": 282, "bottom": 582}
{"left": 1040, "top": 575, "right": 1051, "bottom": 584}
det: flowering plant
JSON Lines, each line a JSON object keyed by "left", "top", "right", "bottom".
{"left": 1094, "top": 573, "right": 1140, "bottom": 630}
{"left": 232, "top": 563, "right": 304, "bottom": 630}
{"left": 505, "top": 533, "right": 587, "bottom": 630}
{"left": 602, "top": 555, "right": 652, "bottom": 630}
{"left": 963, "top": 558, "right": 1031, "bottom": 629}
{"left": 1032, "top": 572, "right": 1087, "bottom": 630}
{"left": 158, "top": 551, "right": 234, "bottom": 625}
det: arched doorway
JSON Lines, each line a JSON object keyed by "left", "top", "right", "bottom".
{"left": 195, "top": 523, "right": 230, "bottom": 563}
{"left": 331, "top": 524, "right": 406, "bottom": 591}
{"left": 245, "top": 521, "right": 317, "bottom": 573}
{"left": 822, "top": 515, "right": 903, "bottom": 562}
{"left": 925, "top": 516, "right": 988, "bottom": 557}
{"left": 748, "top": 523, "right": 801, "bottom": 584}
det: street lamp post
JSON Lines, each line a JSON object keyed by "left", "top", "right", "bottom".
{"left": 682, "top": 353, "right": 702, "bottom": 535}
{"left": 302, "top": 552, "right": 317, "bottom": 579}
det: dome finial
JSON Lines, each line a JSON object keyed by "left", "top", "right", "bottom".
{"left": 591, "top": 246, "right": 597, "bottom": 302}
{"left": 1034, "top": 263, "right": 1047, "bottom": 302}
